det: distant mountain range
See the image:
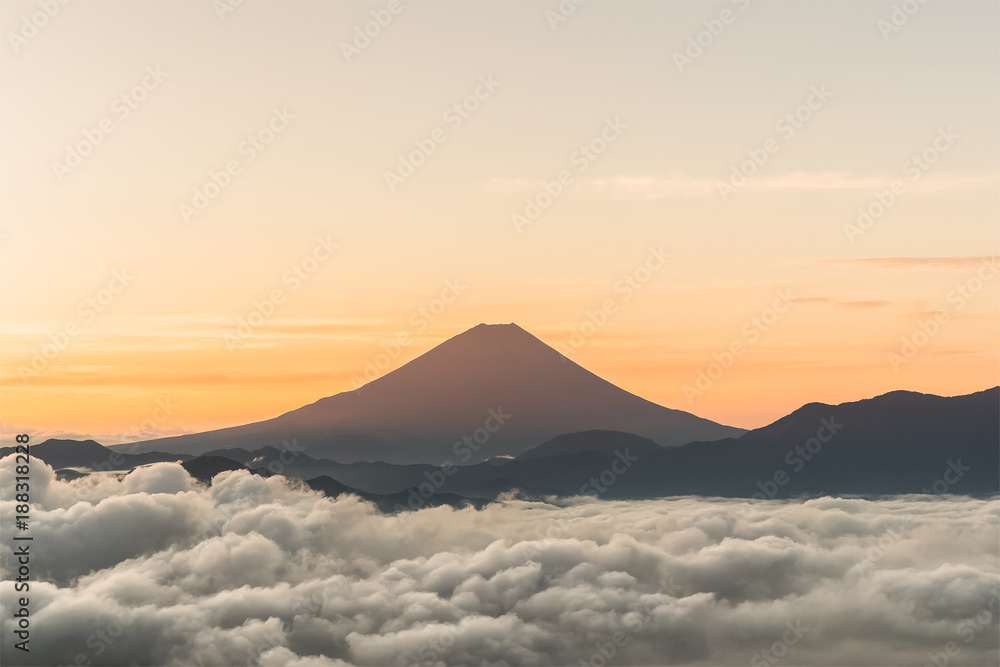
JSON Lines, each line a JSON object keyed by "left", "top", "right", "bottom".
{"left": 514, "top": 430, "right": 662, "bottom": 461}
{"left": 110, "top": 323, "right": 745, "bottom": 463}
{"left": 181, "top": 455, "right": 259, "bottom": 482}
{"left": 10, "top": 386, "right": 998, "bottom": 501}
{"left": 304, "top": 476, "right": 489, "bottom": 513}
{"left": 0, "top": 439, "right": 191, "bottom": 471}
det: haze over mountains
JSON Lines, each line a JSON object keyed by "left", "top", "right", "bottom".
{"left": 13, "top": 387, "right": 998, "bottom": 501}
{"left": 344, "top": 386, "right": 997, "bottom": 500}
{"left": 13, "top": 321, "right": 996, "bottom": 502}
{"left": 0, "top": 439, "right": 191, "bottom": 470}
{"left": 117, "top": 323, "right": 745, "bottom": 463}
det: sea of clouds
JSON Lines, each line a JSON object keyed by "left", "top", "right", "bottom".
{"left": 1, "top": 455, "right": 998, "bottom": 666}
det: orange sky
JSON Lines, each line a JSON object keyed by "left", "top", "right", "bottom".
{"left": 1, "top": 1, "right": 997, "bottom": 443}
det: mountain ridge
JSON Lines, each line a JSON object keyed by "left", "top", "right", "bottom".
{"left": 7, "top": 386, "right": 996, "bottom": 499}
{"left": 110, "top": 323, "right": 745, "bottom": 463}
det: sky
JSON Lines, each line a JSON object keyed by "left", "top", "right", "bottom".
{"left": 1, "top": 0, "right": 998, "bottom": 440}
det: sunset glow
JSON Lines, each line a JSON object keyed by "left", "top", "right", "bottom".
{"left": 1, "top": 0, "right": 997, "bottom": 441}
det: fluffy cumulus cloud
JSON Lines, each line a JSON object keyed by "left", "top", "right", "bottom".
{"left": 1, "top": 455, "right": 998, "bottom": 666}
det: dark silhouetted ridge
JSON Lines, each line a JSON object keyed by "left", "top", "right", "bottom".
{"left": 118, "top": 323, "right": 745, "bottom": 462}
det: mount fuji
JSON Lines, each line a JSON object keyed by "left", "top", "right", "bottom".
{"left": 117, "top": 323, "right": 745, "bottom": 463}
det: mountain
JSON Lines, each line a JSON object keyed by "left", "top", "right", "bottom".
{"left": 304, "top": 475, "right": 487, "bottom": 512}
{"left": 303, "top": 434, "right": 398, "bottom": 462}
{"left": 0, "top": 439, "right": 192, "bottom": 470}
{"left": 202, "top": 447, "right": 256, "bottom": 463}
{"left": 180, "top": 455, "right": 259, "bottom": 482}
{"left": 14, "top": 387, "right": 994, "bottom": 501}
{"left": 241, "top": 447, "right": 461, "bottom": 494}
{"left": 2, "top": 439, "right": 109, "bottom": 468}
{"left": 432, "top": 387, "right": 1000, "bottom": 499}
{"left": 258, "top": 387, "right": 994, "bottom": 499}
{"left": 515, "top": 430, "right": 663, "bottom": 461}
{"left": 620, "top": 385, "right": 999, "bottom": 498}
{"left": 54, "top": 468, "right": 89, "bottom": 481}
{"left": 114, "top": 323, "right": 745, "bottom": 463}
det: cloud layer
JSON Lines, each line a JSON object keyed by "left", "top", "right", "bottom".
{"left": 485, "top": 172, "right": 1000, "bottom": 200}
{"left": 1, "top": 456, "right": 998, "bottom": 666}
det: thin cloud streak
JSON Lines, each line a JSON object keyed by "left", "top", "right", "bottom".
{"left": 486, "top": 172, "right": 999, "bottom": 199}
{"left": 831, "top": 256, "right": 1000, "bottom": 271}
{"left": 790, "top": 296, "right": 892, "bottom": 310}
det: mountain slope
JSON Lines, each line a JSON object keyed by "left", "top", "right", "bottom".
{"left": 25, "top": 387, "right": 995, "bottom": 500}
{"left": 117, "top": 323, "right": 745, "bottom": 463}
{"left": 624, "top": 385, "right": 1000, "bottom": 498}
{"left": 435, "top": 387, "right": 1000, "bottom": 499}
{"left": 515, "top": 430, "right": 663, "bottom": 461}
{"left": 0, "top": 439, "right": 191, "bottom": 470}
{"left": 304, "top": 475, "right": 487, "bottom": 512}
{"left": 180, "top": 455, "right": 252, "bottom": 482}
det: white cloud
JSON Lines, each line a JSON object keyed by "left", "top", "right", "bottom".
{"left": 486, "top": 172, "right": 999, "bottom": 200}
{"left": 1, "top": 456, "right": 997, "bottom": 666}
